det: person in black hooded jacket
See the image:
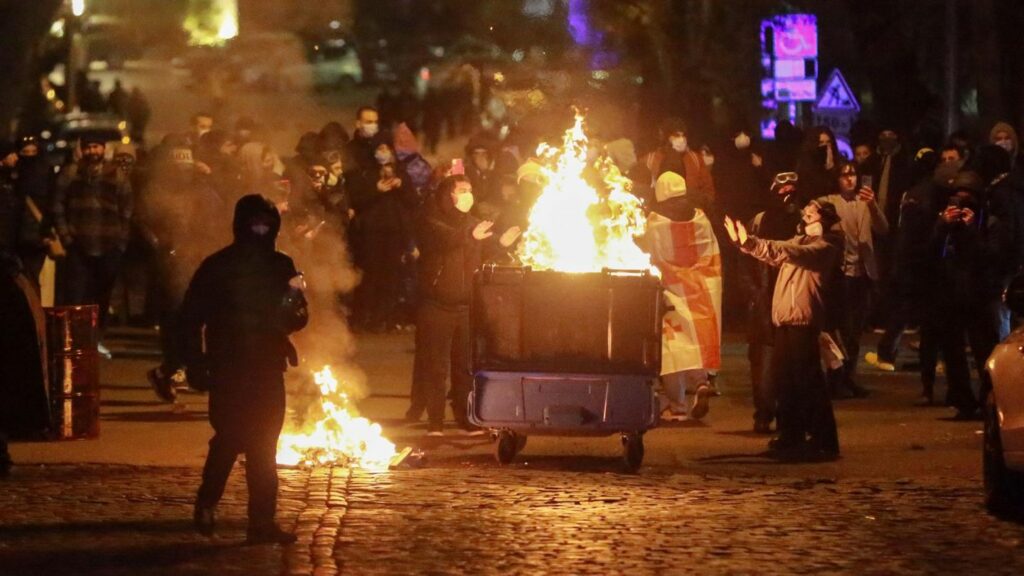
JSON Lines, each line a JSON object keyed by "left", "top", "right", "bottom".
{"left": 180, "top": 194, "right": 308, "bottom": 544}
{"left": 412, "top": 174, "right": 520, "bottom": 435}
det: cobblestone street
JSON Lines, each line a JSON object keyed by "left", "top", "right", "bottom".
{"left": 3, "top": 463, "right": 1024, "bottom": 575}
{"left": 3, "top": 334, "right": 1024, "bottom": 575}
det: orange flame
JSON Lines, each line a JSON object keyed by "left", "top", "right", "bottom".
{"left": 517, "top": 113, "right": 654, "bottom": 274}
{"left": 276, "top": 366, "right": 397, "bottom": 471}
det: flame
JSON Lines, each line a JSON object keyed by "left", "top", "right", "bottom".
{"left": 277, "top": 366, "right": 397, "bottom": 471}
{"left": 516, "top": 113, "right": 654, "bottom": 274}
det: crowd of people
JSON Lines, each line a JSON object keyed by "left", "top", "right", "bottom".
{"left": 4, "top": 73, "right": 1024, "bottom": 502}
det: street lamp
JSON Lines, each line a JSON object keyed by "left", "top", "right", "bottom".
{"left": 67, "top": 0, "right": 86, "bottom": 111}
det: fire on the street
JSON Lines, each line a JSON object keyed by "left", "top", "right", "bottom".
{"left": 276, "top": 366, "right": 397, "bottom": 471}
{"left": 517, "top": 113, "right": 654, "bottom": 274}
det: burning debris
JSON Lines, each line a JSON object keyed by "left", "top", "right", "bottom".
{"left": 276, "top": 366, "right": 399, "bottom": 471}
{"left": 517, "top": 113, "right": 654, "bottom": 274}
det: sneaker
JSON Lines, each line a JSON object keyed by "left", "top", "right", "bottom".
{"left": 147, "top": 368, "right": 177, "bottom": 403}
{"left": 689, "top": 384, "right": 712, "bottom": 420}
{"left": 170, "top": 369, "right": 190, "bottom": 393}
{"left": 97, "top": 342, "right": 113, "bottom": 359}
{"left": 193, "top": 505, "right": 216, "bottom": 536}
{"left": 246, "top": 523, "right": 297, "bottom": 545}
{"left": 425, "top": 426, "right": 444, "bottom": 437}
{"left": 864, "top": 352, "right": 896, "bottom": 372}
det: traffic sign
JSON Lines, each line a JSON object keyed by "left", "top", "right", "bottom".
{"left": 814, "top": 69, "right": 860, "bottom": 112}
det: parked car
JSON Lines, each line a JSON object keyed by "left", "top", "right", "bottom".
{"left": 40, "top": 112, "right": 130, "bottom": 168}
{"left": 984, "top": 277, "right": 1024, "bottom": 518}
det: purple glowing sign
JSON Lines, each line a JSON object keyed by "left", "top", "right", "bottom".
{"left": 764, "top": 14, "right": 818, "bottom": 59}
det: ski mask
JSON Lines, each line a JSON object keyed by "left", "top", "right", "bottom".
{"left": 233, "top": 194, "right": 281, "bottom": 250}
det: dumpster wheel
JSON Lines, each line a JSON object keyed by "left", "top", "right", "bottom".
{"left": 495, "top": 431, "right": 518, "bottom": 464}
{"left": 622, "top": 432, "right": 644, "bottom": 472}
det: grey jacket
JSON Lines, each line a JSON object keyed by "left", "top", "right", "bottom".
{"left": 740, "top": 230, "right": 843, "bottom": 328}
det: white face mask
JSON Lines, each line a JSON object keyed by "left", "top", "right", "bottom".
{"left": 454, "top": 192, "right": 474, "bottom": 213}
{"left": 360, "top": 122, "right": 379, "bottom": 138}
{"left": 804, "top": 221, "right": 823, "bottom": 237}
{"left": 670, "top": 136, "right": 688, "bottom": 152}
{"left": 996, "top": 139, "right": 1015, "bottom": 153}
{"left": 734, "top": 133, "right": 751, "bottom": 150}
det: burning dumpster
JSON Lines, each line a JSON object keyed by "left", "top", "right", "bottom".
{"left": 469, "top": 267, "right": 662, "bottom": 471}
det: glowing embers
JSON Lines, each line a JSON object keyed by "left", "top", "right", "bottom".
{"left": 517, "top": 113, "right": 654, "bottom": 274}
{"left": 277, "top": 366, "right": 397, "bottom": 471}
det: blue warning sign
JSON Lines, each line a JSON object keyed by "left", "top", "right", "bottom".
{"left": 815, "top": 69, "right": 860, "bottom": 112}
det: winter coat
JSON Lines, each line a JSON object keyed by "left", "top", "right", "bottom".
{"left": 817, "top": 192, "right": 889, "bottom": 280}
{"left": 743, "top": 204, "right": 802, "bottom": 344}
{"left": 179, "top": 195, "right": 308, "bottom": 377}
{"left": 0, "top": 270, "right": 50, "bottom": 437}
{"left": 740, "top": 230, "right": 844, "bottom": 328}
{"left": 53, "top": 162, "right": 133, "bottom": 256}
{"left": 416, "top": 195, "right": 489, "bottom": 307}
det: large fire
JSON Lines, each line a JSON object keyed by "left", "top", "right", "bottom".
{"left": 277, "top": 366, "right": 397, "bottom": 471}
{"left": 517, "top": 113, "right": 654, "bottom": 274}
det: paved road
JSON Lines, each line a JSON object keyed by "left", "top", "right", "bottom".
{"left": 4, "top": 332, "right": 1023, "bottom": 574}
{"left": 3, "top": 464, "right": 1023, "bottom": 575}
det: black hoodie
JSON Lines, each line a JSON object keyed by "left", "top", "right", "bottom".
{"left": 179, "top": 195, "right": 307, "bottom": 376}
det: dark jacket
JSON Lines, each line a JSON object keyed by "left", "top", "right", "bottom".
{"left": 53, "top": 161, "right": 133, "bottom": 256}
{"left": 416, "top": 194, "right": 486, "bottom": 307}
{"left": 179, "top": 195, "right": 308, "bottom": 377}
{"left": 0, "top": 270, "right": 50, "bottom": 437}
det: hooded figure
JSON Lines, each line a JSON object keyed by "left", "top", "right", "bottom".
{"left": 180, "top": 194, "right": 307, "bottom": 543}
{"left": 643, "top": 171, "right": 722, "bottom": 421}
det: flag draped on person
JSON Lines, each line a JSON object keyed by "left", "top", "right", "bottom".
{"left": 644, "top": 209, "right": 722, "bottom": 374}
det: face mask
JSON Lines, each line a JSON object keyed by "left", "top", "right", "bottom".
{"left": 702, "top": 153, "right": 715, "bottom": 167}
{"left": 375, "top": 151, "right": 392, "bottom": 165}
{"left": 996, "top": 139, "right": 1015, "bottom": 154}
{"left": 803, "top": 221, "right": 823, "bottom": 237}
{"left": 734, "top": 133, "right": 751, "bottom": 150}
{"left": 454, "top": 192, "right": 474, "bottom": 213}
{"left": 327, "top": 173, "right": 339, "bottom": 187}
{"left": 670, "top": 136, "right": 688, "bottom": 152}
{"left": 361, "top": 123, "right": 379, "bottom": 138}
{"left": 251, "top": 223, "right": 271, "bottom": 236}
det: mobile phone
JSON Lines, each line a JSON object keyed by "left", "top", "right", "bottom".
{"left": 860, "top": 175, "right": 874, "bottom": 189}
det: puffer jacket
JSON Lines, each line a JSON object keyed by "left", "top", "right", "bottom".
{"left": 740, "top": 230, "right": 843, "bottom": 328}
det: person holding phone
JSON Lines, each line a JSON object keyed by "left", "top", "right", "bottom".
{"left": 816, "top": 162, "right": 889, "bottom": 399}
